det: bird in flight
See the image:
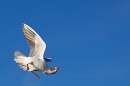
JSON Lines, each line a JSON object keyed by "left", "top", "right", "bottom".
{"left": 14, "top": 23, "right": 60, "bottom": 78}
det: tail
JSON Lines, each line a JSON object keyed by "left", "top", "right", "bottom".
{"left": 14, "top": 51, "right": 27, "bottom": 71}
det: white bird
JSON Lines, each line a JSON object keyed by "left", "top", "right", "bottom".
{"left": 14, "top": 23, "right": 60, "bottom": 78}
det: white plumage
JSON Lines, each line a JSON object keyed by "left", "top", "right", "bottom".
{"left": 14, "top": 23, "right": 60, "bottom": 78}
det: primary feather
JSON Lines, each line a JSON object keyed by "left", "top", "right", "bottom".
{"left": 22, "top": 24, "right": 46, "bottom": 59}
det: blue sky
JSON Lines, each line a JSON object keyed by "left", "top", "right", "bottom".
{"left": 0, "top": 0, "right": 130, "bottom": 86}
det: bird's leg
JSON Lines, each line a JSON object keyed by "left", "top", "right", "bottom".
{"left": 31, "top": 71, "right": 40, "bottom": 78}
{"left": 26, "top": 62, "right": 33, "bottom": 70}
{"left": 27, "top": 62, "right": 40, "bottom": 78}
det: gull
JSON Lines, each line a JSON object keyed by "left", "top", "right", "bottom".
{"left": 14, "top": 23, "right": 60, "bottom": 78}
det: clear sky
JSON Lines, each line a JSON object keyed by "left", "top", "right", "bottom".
{"left": 0, "top": 0, "right": 130, "bottom": 86}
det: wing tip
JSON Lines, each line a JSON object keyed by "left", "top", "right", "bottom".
{"left": 22, "top": 23, "right": 31, "bottom": 29}
{"left": 44, "top": 58, "right": 52, "bottom": 62}
{"left": 22, "top": 23, "right": 27, "bottom": 28}
{"left": 22, "top": 23, "right": 34, "bottom": 32}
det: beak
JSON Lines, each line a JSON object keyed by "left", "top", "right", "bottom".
{"left": 57, "top": 67, "right": 60, "bottom": 70}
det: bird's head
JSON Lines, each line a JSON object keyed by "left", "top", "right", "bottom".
{"left": 51, "top": 67, "right": 60, "bottom": 74}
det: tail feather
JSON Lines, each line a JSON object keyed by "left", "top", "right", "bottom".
{"left": 14, "top": 51, "right": 25, "bottom": 57}
{"left": 14, "top": 51, "right": 27, "bottom": 71}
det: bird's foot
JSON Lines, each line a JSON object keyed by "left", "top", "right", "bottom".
{"left": 31, "top": 71, "right": 40, "bottom": 79}
{"left": 36, "top": 74, "right": 40, "bottom": 78}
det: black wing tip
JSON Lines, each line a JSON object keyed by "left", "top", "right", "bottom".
{"left": 44, "top": 58, "right": 52, "bottom": 62}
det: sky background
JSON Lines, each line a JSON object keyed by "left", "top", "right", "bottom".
{"left": 0, "top": 0, "right": 130, "bottom": 86}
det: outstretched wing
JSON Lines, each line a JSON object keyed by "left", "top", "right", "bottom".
{"left": 22, "top": 23, "right": 46, "bottom": 59}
